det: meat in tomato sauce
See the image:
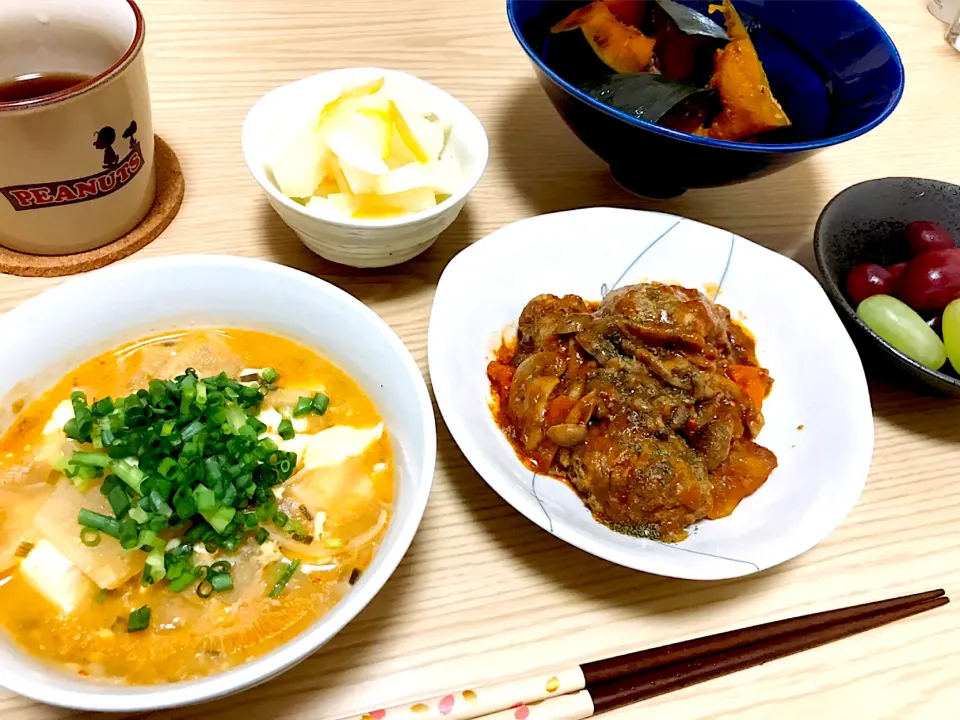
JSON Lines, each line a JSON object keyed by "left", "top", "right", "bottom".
{"left": 487, "top": 283, "right": 777, "bottom": 542}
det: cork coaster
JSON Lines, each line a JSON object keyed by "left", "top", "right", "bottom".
{"left": 0, "top": 135, "right": 184, "bottom": 278}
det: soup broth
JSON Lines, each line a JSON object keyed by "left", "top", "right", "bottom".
{"left": 0, "top": 329, "right": 394, "bottom": 683}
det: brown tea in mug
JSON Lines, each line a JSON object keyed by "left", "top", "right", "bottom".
{"left": 0, "top": 72, "right": 91, "bottom": 103}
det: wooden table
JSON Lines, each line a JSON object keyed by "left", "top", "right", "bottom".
{"left": 3, "top": 1, "right": 959, "bottom": 718}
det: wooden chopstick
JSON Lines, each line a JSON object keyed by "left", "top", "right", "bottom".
{"left": 583, "top": 587, "right": 945, "bottom": 684}
{"left": 590, "top": 593, "right": 948, "bottom": 713}
{"left": 341, "top": 589, "right": 948, "bottom": 720}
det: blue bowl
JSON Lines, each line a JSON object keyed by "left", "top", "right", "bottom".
{"left": 506, "top": 0, "right": 905, "bottom": 197}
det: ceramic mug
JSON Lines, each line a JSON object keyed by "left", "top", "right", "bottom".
{"left": 0, "top": 0, "right": 155, "bottom": 256}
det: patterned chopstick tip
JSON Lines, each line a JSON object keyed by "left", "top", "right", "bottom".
{"left": 363, "top": 688, "right": 478, "bottom": 718}
{"left": 354, "top": 669, "right": 581, "bottom": 720}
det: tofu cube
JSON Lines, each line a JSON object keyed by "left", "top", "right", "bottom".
{"left": 20, "top": 539, "right": 96, "bottom": 614}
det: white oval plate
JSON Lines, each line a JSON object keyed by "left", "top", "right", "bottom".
{"left": 428, "top": 208, "right": 873, "bottom": 580}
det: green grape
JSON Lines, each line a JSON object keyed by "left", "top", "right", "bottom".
{"left": 857, "top": 295, "right": 946, "bottom": 370}
{"left": 942, "top": 299, "right": 960, "bottom": 372}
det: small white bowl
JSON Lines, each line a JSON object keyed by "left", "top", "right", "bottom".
{"left": 429, "top": 208, "right": 874, "bottom": 581}
{"left": 0, "top": 255, "right": 436, "bottom": 711}
{"left": 242, "top": 67, "right": 488, "bottom": 268}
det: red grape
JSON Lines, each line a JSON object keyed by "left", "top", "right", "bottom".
{"left": 905, "top": 221, "right": 955, "bottom": 256}
{"left": 846, "top": 263, "right": 895, "bottom": 306}
{"left": 887, "top": 262, "right": 907, "bottom": 283}
{"left": 895, "top": 248, "right": 960, "bottom": 311}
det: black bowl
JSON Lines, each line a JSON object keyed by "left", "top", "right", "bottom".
{"left": 814, "top": 177, "right": 960, "bottom": 397}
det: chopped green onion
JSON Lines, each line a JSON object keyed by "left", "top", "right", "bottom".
{"left": 149, "top": 490, "right": 173, "bottom": 518}
{"left": 224, "top": 404, "right": 247, "bottom": 434}
{"left": 210, "top": 573, "right": 233, "bottom": 593}
{"left": 91, "top": 397, "right": 114, "bottom": 416}
{"left": 96, "top": 417, "right": 115, "bottom": 445}
{"left": 118, "top": 517, "right": 139, "bottom": 550}
{"left": 180, "top": 385, "right": 196, "bottom": 414}
{"left": 204, "top": 457, "right": 223, "bottom": 483}
{"left": 261, "top": 367, "right": 280, "bottom": 384}
{"left": 221, "top": 483, "right": 237, "bottom": 508}
{"left": 127, "top": 605, "right": 151, "bottom": 632}
{"left": 70, "top": 451, "right": 111, "bottom": 468}
{"left": 64, "top": 391, "right": 94, "bottom": 443}
{"left": 167, "top": 569, "right": 195, "bottom": 593}
{"left": 107, "top": 485, "right": 131, "bottom": 517}
{"left": 145, "top": 547, "right": 166, "bottom": 583}
{"left": 78, "top": 509, "right": 121, "bottom": 539}
{"left": 256, "top": 502, "right": 277, "bottom": 523}
{"left": 195, "top": 485, "right": 216, "bottom": 512}
{"left": 184, "top": 522, "right": 209, "bottom": 542}
{"left": 324, "top": 537, "right": 343, "bottom": 549}
{"left": 173, "top": 489, "right": 197, "bottom": 520}
{"left": 311, "top": 393, "right": 329, "bottom": 415}
{"left": 284, "top": 517, "right": 307, "bottom": 536}
{"left": 110, "top": 457, "right": 145, "bottom": 493}
{"left": 157, "top": 457, "right": 177, "bottom": 477}
{"left": 204, "top": 506, "right": 235, "bottom": 534}
{"left": 128, "top": 506, "right": 149, "bottom": 524}
{"left": 277, "top": 418, "right": 295, "bottom": 441}
{"left": 80, "top": 527, "right": 101, "bottom": 547}
{"left": 63, "top": 366, "right": 307, "bottom": 601}
{"left": 246, "top": 416, "right": 267, "bottom": 434}
{"left": 269, "top": 559, "right": 301, "bottom": 598}
{"left": 137, "top": 529, "right": 158, "bottom": 549}
{"left": 181, "top": 419, "right": 204, "bottom": 441}
{"left": 147, "top": 513, "right": 168, "bottom": 533}
{"left": 100, "top": 474, "right": 120, "bottom": 496}
{"left": 292, "top": 397, "right": 313, "bottom": 417}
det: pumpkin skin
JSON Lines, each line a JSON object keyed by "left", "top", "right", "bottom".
{"left": 551, "top": 1, "right": 656, "bottom": 74}
{"left": 651, "top": 2, "right": 725, "bottom": 84}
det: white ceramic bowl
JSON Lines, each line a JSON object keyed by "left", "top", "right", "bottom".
{"left": 242, "top": 67, "right": 488, "bottom": 268}
{"left": 429, "top": 208, "right": 874, "bottom": 581}
{"left": 0, "top": 255, "right": 436, "bottom": 711}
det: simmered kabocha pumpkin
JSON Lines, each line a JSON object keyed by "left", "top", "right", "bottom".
{"left": 549, "top": 0, "right": 791, "bottom": 143}
{"left": 700, "top": 0, "right": 791, "bottom": 141}
{"left": 551, "top": 1, "right": 656, "bottom": 74}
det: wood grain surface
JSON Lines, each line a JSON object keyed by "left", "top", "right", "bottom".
{"left": 2, "top": 1, "right": 959, "bottom": 718}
